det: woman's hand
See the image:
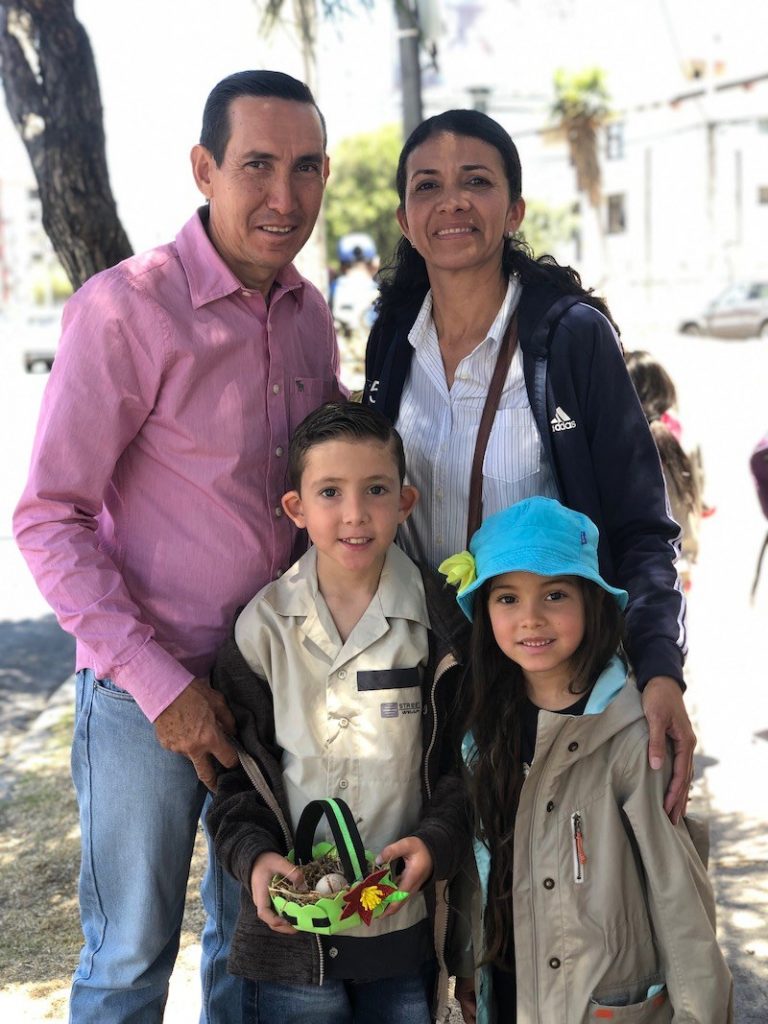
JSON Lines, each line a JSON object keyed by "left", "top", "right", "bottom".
{"left": 642, "top": 675, "right": 696, "bottom": 825}
{"left": 455, "top": 976, "right": 477, "bottom": 1023}
{"left": 376, "top": 835, "right": 433, "bottom": 916}
{"left": 250, "top": 852, "right": 306, "bottom": 935}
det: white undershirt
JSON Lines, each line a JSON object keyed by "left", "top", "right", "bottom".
{"left": 396, "top": 278, "right": 558, "bottom": 566}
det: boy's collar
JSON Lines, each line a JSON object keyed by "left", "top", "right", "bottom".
{"left": 265, "top": 544, "right": 430, "bottom": 628}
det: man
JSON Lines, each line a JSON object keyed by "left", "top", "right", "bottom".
{"left": 14, "top": 70, "right": 343, "bottom": 1023}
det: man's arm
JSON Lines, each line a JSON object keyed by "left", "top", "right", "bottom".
{"left": 13, "top": 277, "right": 203, "bottom": 723}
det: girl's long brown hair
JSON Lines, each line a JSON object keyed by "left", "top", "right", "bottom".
{"left": 459, "top": 577, "right": 624, "bottom": 968}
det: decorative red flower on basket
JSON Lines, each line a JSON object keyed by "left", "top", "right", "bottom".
{"left": 339, "top": 867, "right": 397, "bottom": 927}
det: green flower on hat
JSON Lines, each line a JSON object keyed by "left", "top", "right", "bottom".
{"left": 439, "top": 550, "right": 477, "bottom": 594}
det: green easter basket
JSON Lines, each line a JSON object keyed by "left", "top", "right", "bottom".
{"left": 269, "top": 797, "right": 408, "bottom": 935}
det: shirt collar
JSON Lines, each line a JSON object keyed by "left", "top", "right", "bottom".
{"left": 266, "top": 544, "right": 430, "bottom": 628}
{"left": 407, "top": 276, "right": 522, "bottom": 355}
{"left": 175, "top": 207, "right": 306, "bottom": 311}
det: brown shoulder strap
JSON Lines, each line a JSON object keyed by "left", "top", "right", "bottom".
{"left": 466, "top": 312, "right": 518, "bottom": 546}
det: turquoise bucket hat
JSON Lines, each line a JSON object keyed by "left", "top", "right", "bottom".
{"left": 439, "top": 497, "right": 629, "bottom": 621}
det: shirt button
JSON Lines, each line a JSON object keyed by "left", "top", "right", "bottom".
{"left": 339, "top": 779, "right": 348, "bottom": 789}
{"left": 272, "top": 383, "right": 281, "bottom": 395}
{"left": 337, "top": 669, "right": 347, "bottom": 680}
{"left": 568, "top": 741, "right": 579, "bottom": 752}
{"left": 549, "top": 957, "right": 561, "bottom": 969}
{"left": 275, "top": 568, "right": 283, "bottom": 579}
{"left": 328, "top": 946, "right": 338, "bottom": 958}
{"left": 543, "top": 877, "right": 555, "bottom": 890}
{"left": 275, "top": 446, "right": 284, "bottom": 457}
{"left": 274, "top": 507, "right": 283, "bottom": 518}
{"left": 339, "top": 718, "right": 349, "bottom": 728}
{"left": 546, "top": 801, "right": 555, "bottom": 812}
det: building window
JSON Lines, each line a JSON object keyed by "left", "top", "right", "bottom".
{"left": 606, "top": 194, "right": 626, "bottom": 234}
{"left": 758, "top": 186, "right": 768, "bottom": 205}
{"left": 605, "top": 121, "right": 625, "bottom": 160}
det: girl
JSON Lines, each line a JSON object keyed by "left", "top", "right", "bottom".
{"left": 625, "top": 349, "right": 706, "bottom": 590}
{"left": 440, "top": 497, "right": 732, "bottom": 1023}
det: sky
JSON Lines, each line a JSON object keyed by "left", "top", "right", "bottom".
{"left": 0, "top": 0, "right": 764, "bottom": 253}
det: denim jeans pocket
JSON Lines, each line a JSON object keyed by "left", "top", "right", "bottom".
{"left": 94, "top": 676, "right": 133, "bottom": 700}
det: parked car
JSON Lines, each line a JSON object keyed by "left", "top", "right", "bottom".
{"left": 678, "top": 281, "right": 768, "bottom": 339}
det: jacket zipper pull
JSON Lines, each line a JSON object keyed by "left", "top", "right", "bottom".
{"left": 572, "top": 812, "right": 587, "bottom": 883}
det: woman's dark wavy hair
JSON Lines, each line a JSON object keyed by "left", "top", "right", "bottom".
{"left": 624, "top": 350, "right": 701, "bottom": 516}
{"left": 459, "top": 575, "right": 624, "bottom": 968}
{"left": 377, "top": 108, "right": 618, "bottom": 333}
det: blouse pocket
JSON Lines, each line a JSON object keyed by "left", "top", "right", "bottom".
{"left": 589, "top": 984, "right": 671, "bottom": 1022}
{"left": 482, "top": 407, "right": 541, "bottom": 484}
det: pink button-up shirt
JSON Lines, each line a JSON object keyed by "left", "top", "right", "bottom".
{"left": 14, "top": 210, "right": 343, "bottom": 720}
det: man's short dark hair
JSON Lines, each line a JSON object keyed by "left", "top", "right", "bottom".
{"left": 200, "top": 70, "right": 327, "bottom": 165}
{"left": 289, "top": 402, "right": 407, "bottom": 489}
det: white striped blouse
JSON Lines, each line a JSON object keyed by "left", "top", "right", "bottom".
{"left": 396, "top": 277, "right": 559, "bottom": 567}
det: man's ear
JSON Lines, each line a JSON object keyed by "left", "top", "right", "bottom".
{"left": 191, "top": 144, "right": 215, "bottom": 199}
{"left": 281, "top": 490, "right": 305, "bottom": 528}
{"left": 398, "top": 484, "right": 419, "bottom": 524}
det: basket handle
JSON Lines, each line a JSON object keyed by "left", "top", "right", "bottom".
{"left": 294, "top": 798, "right": 368, "bottom": 883}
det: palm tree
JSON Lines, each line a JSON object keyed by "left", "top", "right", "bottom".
{"left": 551, "top": 67, "right": 610, "bottom": 282}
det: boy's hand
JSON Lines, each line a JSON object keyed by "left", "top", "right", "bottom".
{"left": 250, "top": 852, "right": 306, "bottom": 936}
{"left": 376, "top": 836, "right": 433, "bottom": 917}
{"left": 455, "top": 976, "right": 477, "bottom": 1023}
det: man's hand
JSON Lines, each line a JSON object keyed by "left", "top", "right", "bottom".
{"left": 642, "top": 675, "right": 696, "bottom": 825}
{"left": 250, "top": 852, "right": 305, "bottom": 935}
{"left": 454, "top": 976, "right": 477, "bottom": 1024}
{"left": 377, "top": 836, "right": 433, "bottom": 917}
{"left": 154, "top": 678, "right": 237, "bottom": 791}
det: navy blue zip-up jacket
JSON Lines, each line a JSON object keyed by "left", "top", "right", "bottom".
{"left": 363, "top": 278, "right": 686, "bottom": 689}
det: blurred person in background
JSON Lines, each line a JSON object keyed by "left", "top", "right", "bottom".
{"left": 625, "top": 349, "right": 706, "bottom": 591}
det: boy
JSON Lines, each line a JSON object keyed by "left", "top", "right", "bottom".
{"left": 208, "top": 402, "right": 469, "bottom": 1024}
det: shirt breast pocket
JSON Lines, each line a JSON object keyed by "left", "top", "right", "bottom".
{"left": 482, "top": 407, "right": 541, "bottom": 483}
{"left": 289, "top": 376, "right": 336, "bottom": 433}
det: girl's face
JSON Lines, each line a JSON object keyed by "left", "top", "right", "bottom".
{"left": 396, "top": 131, "right": 525, "bottom": 279}
{"left": 487, "top": 571, "right": 586, "bottom": 693}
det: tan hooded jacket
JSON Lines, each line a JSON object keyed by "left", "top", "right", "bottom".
{"left": 452, "top": 664, "right": 733, "bottom": 1023}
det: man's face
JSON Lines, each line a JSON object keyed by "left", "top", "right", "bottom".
{"left": 191, "top": 96, "right": 328, "bottom": 295}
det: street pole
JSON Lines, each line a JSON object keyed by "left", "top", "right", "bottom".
{"left": 395, "top": 0, "right": 423, "bottom": 139}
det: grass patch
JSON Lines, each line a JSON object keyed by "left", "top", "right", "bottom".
{"left": 0, "top": 707, "right": 207, "bottom": 1010}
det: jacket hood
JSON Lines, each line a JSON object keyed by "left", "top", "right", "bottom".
{"left": 536, "top": 657, "right": 644, "bottom": 761}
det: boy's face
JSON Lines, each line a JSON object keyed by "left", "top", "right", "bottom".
{"left": 282, "top": 438, "right": 418, "bottom": 587}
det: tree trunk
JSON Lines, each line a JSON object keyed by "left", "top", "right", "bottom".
{"left": 0, "top": 0, "right": 132, "bottom": 289}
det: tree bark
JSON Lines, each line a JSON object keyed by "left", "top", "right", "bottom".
{"left": 0, "top": 0, "right": 132, "bottom": 289}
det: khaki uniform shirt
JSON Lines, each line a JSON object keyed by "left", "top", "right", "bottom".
{"left": 234, "top": 543, "right": 431, "bottom": 938}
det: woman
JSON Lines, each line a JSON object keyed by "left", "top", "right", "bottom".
{"left": 363, "top": 109, "right": 694, "bottom": 821}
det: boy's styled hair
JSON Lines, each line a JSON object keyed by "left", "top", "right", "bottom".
{"left": 460, "top": 574, "right": 623, "bottom": 971}
{"left": 288, "top": 402, "right": 406, "bottom": 489}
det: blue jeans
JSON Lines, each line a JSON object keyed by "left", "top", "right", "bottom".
{"left": 69, "top": 669, "right": 243, "bottom": 1023}
{"left": 243, "top": 968, "right": 434, "bottom": 1024}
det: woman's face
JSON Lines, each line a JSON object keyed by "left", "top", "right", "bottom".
{"left": 396, "top": 132, "right": 525, "bottom": 279}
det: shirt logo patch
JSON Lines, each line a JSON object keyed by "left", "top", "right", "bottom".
{"left": 380, "top": 700, "right": 422, "bottom": 719}
{"left": 550, "top": 406, "right": 577, "bottom": 432}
